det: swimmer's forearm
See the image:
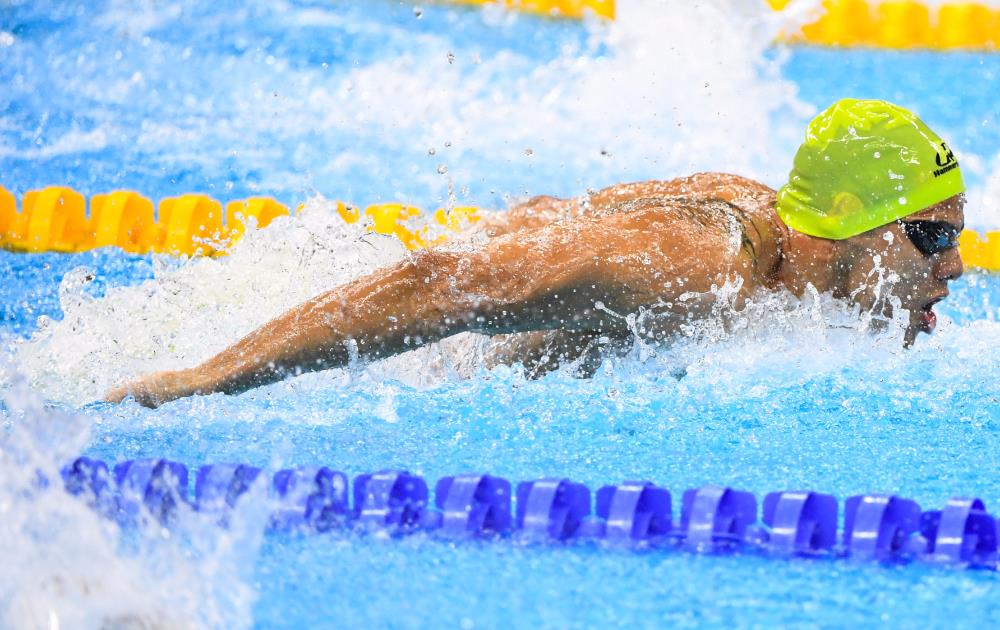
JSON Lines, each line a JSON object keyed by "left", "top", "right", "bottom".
{"left": 179, "top": 251, "right": 474, "bottom": 396}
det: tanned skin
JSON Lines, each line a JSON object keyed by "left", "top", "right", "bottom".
{"left": 104, "top": 173, "right": 965, "bottom": 408}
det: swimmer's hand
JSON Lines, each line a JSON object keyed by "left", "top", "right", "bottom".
{"left": 103, "top": 370, "right": 200, "bottom": 408}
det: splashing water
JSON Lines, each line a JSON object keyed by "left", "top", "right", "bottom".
{"left": 0, "top": 371, "right": 263, "bottom": 628}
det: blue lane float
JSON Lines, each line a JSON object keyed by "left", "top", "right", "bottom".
{"left": 515, "top": 478, "right": 590, "bottom": 541}
{"left": 114, "top": 458, "right": 188, "bottom": 525}
{"left": 196, "top": 463, "right": 263, "bottom": 522}
{"left": 271, "top": 466, "right": 348, "bottom": 532}
{"left": 761, "top": 490, "right": 838, "bottom": 555}
{"left": 433, "top": 474, "right": 512, "bottom": 536}
{"left": 58, "top": 457, "right": 1000, "bottom": 570}
{"left": 592, "top": 481, "right": 671, "bottom": 543}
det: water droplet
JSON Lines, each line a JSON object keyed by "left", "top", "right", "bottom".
{"left": 437, "top": 164, "right": 448, "bottom": 174}
{"left": 428, "top": 147, "right": 436, "bottom": 155}
{"left": 444, "top": 141, "right": 452, "bottom": 148}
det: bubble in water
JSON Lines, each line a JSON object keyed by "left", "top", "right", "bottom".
{"left": 437, "top": 164, "right": 448, "bottom": 174}
{"left": 413, "top": 6, "right": 423, "bottom": 18}
{"left": 446, "top": 51, "right": 455, "bottom": 64}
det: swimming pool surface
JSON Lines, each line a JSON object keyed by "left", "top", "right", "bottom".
{"left": 3, "top": 0, "right": 1000, "bottom": 627}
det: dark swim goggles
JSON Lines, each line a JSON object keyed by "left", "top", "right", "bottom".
{"left": 898, "top": 220, "right": 961, "bottom": 256}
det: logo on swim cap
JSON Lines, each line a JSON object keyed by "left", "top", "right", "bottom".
{"left": 933, "top": 142, "right": 959, "bottom": 178}
{"left": 776, "top": 99, "right": 965, "bottom": 240}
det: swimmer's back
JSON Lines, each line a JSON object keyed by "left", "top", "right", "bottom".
{"left": 483, "top": 173, "right": 776, "bottom": 237}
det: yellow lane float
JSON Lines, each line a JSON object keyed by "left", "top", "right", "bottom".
{"left": 0, "top": 186, "right": 15, "bottom": 239}
{"left": 91, "top": 191, "right": 156, "bottom": 254}
{"left": 20, "top": 187, "right": 89, "bottom": 253}
{"left": 225, "top": 197, "right": 291, "bottom": 241}
{"left": 336, "top": 201, "right": 360, "bottom": 224}
{"left": 365, "top": 203, "right": 427, "bottom": 249}
{"left": 154, "top": 194, "right": 224, "bottom": 256}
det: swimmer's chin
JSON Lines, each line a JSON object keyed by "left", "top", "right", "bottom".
{"left": 903, "top": 315, "right": 936, "bottom": 348}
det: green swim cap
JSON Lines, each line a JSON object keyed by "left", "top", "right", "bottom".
{"left": 776, "top": 98, "right": 965, "bottom": 240}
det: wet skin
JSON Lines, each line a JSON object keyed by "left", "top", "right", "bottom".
{"left": 104, "top": 173, "right": 965, "bottom": 407}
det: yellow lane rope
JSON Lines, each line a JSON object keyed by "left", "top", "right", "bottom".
{"left": 0, "top": 185, "right": 479, "bottom": 257}
{"left": 772, "top": 0, "right": 1000, "bottom": 50}
{"left": 443, "top": 0, "right": 1000, "bottom": 51}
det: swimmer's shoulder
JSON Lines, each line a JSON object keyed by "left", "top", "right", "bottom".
{"left": 586, "top": 172, "right": 775, "bottom": 216}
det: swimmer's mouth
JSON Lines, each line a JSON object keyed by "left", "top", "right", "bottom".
{"left": 919, "top": 295, "right": 947, "bottom": 333}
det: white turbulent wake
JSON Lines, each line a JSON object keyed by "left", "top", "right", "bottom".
{"left": 15, "top": 197, "right": 412, "bottom": 404}
{"left": 0, "top": 375, "right": 261, "bottom": 628}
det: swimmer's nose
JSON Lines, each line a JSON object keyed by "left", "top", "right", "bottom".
{"left": 934, "top": 246, "right": 964, "bottom": 282}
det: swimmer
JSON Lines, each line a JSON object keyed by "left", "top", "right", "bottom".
{"left": 105, "top": 98, "right": 966, "bottom": 407}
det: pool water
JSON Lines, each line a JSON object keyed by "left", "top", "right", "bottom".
{"left": 3, "top": 0, "right": 1000, "bottom": 627}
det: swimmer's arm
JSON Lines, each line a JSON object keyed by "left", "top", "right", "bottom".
{"left": 105, "top": 207, "right": 742, "bottom": 407}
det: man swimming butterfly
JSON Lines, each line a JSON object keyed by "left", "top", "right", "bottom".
{"left": 106, "top": 98, "right": 966, "bottom": 407}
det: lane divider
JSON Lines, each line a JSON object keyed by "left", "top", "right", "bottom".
{"left": 0, "top": 185, "right": 480, "bottom": 257}
{"left": 443, "top": 0, "right": 1000, "bottom": 51}
{"left": 61, "top": 457, "right": 999, "bottom": 567}
{"left": 771, "top": 0, "right": 1000, "bottom": 50}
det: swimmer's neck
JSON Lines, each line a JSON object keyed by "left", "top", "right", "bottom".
{"left": 768, "top": 204, "right": 841, "bottom": 298}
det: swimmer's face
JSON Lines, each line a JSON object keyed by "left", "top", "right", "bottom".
{"left": 835, "top": 195, "right": 965, "bottom": 345}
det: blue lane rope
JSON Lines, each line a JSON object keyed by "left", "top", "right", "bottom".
{"left": 60, "top": 457, "right": 999, "bottom": 568}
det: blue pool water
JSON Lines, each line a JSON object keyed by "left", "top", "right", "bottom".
{"left": 3, "top": 1, "right": 1000, "bottom": 627}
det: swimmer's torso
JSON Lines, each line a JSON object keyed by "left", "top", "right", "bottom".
{"left": 474, "top": 173, "right": 786, "bottom": 376}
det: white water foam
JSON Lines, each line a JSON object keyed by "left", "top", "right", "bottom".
{"left": 0, "top": 373, "right": 261, "bottom": 628}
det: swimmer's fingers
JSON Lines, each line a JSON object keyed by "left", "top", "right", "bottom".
{"left": 102, "top": 373, "right": 174, "bottom": 408}
{"left": 102, "top": 382, "right": 132, "bottom": 404}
